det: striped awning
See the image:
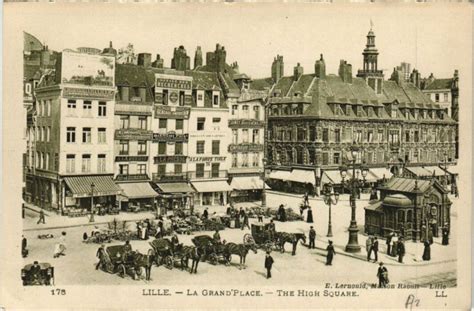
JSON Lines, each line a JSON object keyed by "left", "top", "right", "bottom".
{"left": 230, "top": 176, "right": 270, "bottom": 190}
{"left": 287, "top": 169, "right": 316, "bottom": 185}
{"left": 268, "top": 170, "right": 292, "bottom": 180}
{"left": 191, "top": 180, "right": 233, "bottom": 193}
{"left": 156, "top": 182, "right": 195, "bottom": 194}
{"left": 118, "top": 182, "right": 158, "bottom": 199}
{"left": 64, "top": 175, "right": 121, "bottom": 198}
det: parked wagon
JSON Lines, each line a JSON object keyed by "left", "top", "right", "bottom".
{"left": 102, "top": 245, "right": 139, "bottom": 279}
{"left": 21, "top": 262, "right": 54, "bottom": 286}
{"left": 246, "top": 223, "right": 277, "bottom": 251}
{"left": 149, "top": 238, "right": 175, "bottom": 269}
{"left": 191, "top": 235, "right": 228, "bottom": 265}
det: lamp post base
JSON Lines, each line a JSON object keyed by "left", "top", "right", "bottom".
{"left": 345, "top": 225, "right": 360, "bottom": 253}
{"left": 327, "top": 224, "right": 333, "bottom": 237}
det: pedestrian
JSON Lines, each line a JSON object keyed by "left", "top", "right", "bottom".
{"left": 30, "top": 261, "right": 42, "bottom": 283}
{"left": 308, "top": 226, "right": 316, "bottom": 249}
{"left": 264, "top": 251, "right": 274, "bottom": 279}
{"left": 386, "top": 232, "right": 393, "bottom": 255}
{"left": 123, "top": 240, "right": 132, "bottom": 253}
{"left": 377, "top": 262, "right": 389, "bottom": 288}
{"left": 442, "top": 224, "right": 449, "bottom": 245}
{"left": 22, "top": 235, "right": 28, "bottom": 258}
{"left": 203, "top": 208, "right": 209, "bottom": 220}
{"left": 268, "top": 219, "right": 275, "bottom": 241}
{"left": 96, "top": 244, "right": 106, "bottom": 270}
{"left": 326, "top": 240, "right": 336, "bottom": 265}
{"left": 144, "top": 219, "right": 151, "bottom": 240}
{"left": 366, "top": 236, "right": 373, "bottom": 261}
{"left": 372, "top": 237, "right": 379, "bottom": 262}
{"left": 278, "top": 204, "right": 286, "bottom": 222}
{"left": 391, "top": 233, "right": 399, "bottom": 257}
{"left": 306, "top": 206, "right": 314, "bottom": 223}
{"left": 397, "top": 238, "right": 405, "bottom": 263}
{"left": 422, "top": 239, "right": 431, "bottom": 261}
{"left": 54, "top": 231, "right": 67, "bottom": 258}
{"left": 243, "top": 213, "right": 250, "bottom": 230}
{"left": 399, "top": 224, "right": 405, "bottom": 239}
{"left": 213, "top": 230, "right": 221, "bottom": 244}
{"left": 303, "top": 192, "right": 309, "bottom": 206}
{"left": 37, "top": 210, "right": 46, "bottom": 224}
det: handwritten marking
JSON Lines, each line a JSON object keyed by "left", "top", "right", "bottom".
{"left": 405, "top": 294, "right": 420, "bottom": 310}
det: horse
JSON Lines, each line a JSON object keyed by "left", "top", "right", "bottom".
{"left": 191, "top": 235, "right": 215, "bottom": 262}
{"left": 275, "top": 232, "right": 306, "bottom": 255}
{"left": 130, "top": 250, "right": 154, "bottom": 281}
{"left": 224, "top": 242, "right": 258, "bottom": 270}
{"left": 175, "top": 245, "right": 201, "bottom": 274}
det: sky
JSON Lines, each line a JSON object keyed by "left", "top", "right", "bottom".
{"left": 21, "top": 4, "right": 471, "bottom": 80}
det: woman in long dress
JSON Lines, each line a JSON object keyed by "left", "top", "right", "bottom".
{"left": 422, "top": 240, "right": 431, "bottom": 261}
{"left": 390, "top": 234, "right": 398, "bottom": 257}
{"left": 306, "top": 207, "right": 314, "bottom": 223}
{"left": 54, "top": 232, "right": 67, "bottom": 258}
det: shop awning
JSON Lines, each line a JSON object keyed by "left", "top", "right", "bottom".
{"left": 404, "top": 166, "right": 432, "bottom": 177}
{"left": 443, "top": 165, "right": 460, "bottom": 176}
{"left": 321, "top": 170, "right": 343, "bottom": 185}
{"left": 156, "top": 182, "right": 195, "bottom": 194}
{"left": 64, "top": 175, "right": 122, "bottom": 198}
{"left": 268, "top": 170, "right": 292, "bottom": 180}
{"left": 369, "top": 168, "right": 393, "bottom": 180}
{"left": 118, "top": 182, "right": 158, "bottom": 199}
{"left": 423, "top": 166, "right": 448, "bottom": 177}
{"left": 191, "top": 180, "right": 233, "bottom": 193}
{"left": 286, "top": 169, "right": 315, "bottom": 185}
{"left": 230, "top": 176, "right": 270, "bottom": 190}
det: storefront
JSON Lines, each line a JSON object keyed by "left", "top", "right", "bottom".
{"left": 154, "top": 182, "right": 195, "bottom": 215}
{"left": 229, "top": 175, "right": 269, "bottom": 203}
{"left": 267, "top": 169, "right": 315, "bottom": 195}
{"left": 191, "top": 180, "right": 232, "bottom": 207}
{"left": 118, "top": 182, "right": 158, "bottom": 212}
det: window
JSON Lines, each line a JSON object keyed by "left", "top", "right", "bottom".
{"left": 119, "top": 164, "right": 129, "bottom": 175}
{"left": 175, "top": 119, "right": 183, "bottom": 130}
{"left": 252, "top": 152, "right": 259, "bottom": 167}
{"left": 98, "top": 128, "right": 106, "bottom": 143}
{"left": 66, "top": 154, "right": 75, "bottom": 173}
{"left": 138, "top": 116, "right": 147, "bottom": 130}
{"left": 196, "top": 141, "right": 205, "bottom": 154}
{"left": 158, "top": 142, "right": 167, "bottom": 155}
{"left": 322, "top": 128, "right": 329, "bottom": 142}
{"left": 355, "top": 130, "right": 362, "bottom": 143}
{"left": 25, "top": 83, "right": 32, "bottom": 94}
{"left": 254, "top": 106, "right": 260, "bottom": 120}
{"left": 38, "top": 127, "right": 43, "bottom": 141}
{"left": 322, "top": 153, "right": 329, "bottom": 165}
{"left": 335, "top": 129, "right": 341, "bottom": 143}
{"left": 242, "top": 152, "right": 249, "bottom": 167}
{"left": 391, "top": 109, "right": 397, "bottom": 118}
{"left": 212, "top": 117, "right": 221, "bottom": 123}
{"left": 389, "top": 131, "right": 399, "bottom": 143}
{"left": 333, "top": 152, "right": 340, "bottom": 165}
{"left": 232, "top": 129, "right": 238, "bottom": 144}
{"left": 367, "top": 130, "right": 373, "bottom": 143}
{"left": 159, "top": 118, "right": 167, "bottom": 129}
{"left": 444, "top": 93, "right": 448, "bottom": 102}
{"left": 157, "top": 164, "right": 166, "bottom": 175}
{"left": 196, "top": 163, "right": 205, "bottom": 178}
{"left": 174, "top": 164, "right": 182, "bottom": 174}
{"left": 197, "top": 94, "right": 203, "bottom": 101}
{"left": 212, "top": 140, "right": 220, "bottom": 155}
{"left": 97, "top": 154, "right": 106, "bottom": 173}
{"left": 36, "top": 152, "right": 40, "bottom": 168}
{"left": 405, "top": 131, "right": 410, "bottom": 142}
{"left": 82, "top": 127, "right": 91, "bottom": 143}
{"left": 83, "top": 100, "right": 92, "bottom": 116}
{"left": 435, "top": 93, "right": 440, "bottom": 102}
{"left": 232, "top": 105, "right": 238, "bottom": 115}
{"left": 66, "top": 127, "right": 76, "bottom": 143}
{"left": 138, "top": 141, "right": 147, "bottom": 155}
{"left": 232, "top": 153, "right": 238, "bottom": 168}
{"left": 46, "top": 127, "right": 50, "bottom": 142}
{"left": 242, "top": 105, "right": 249, "bottom": 118}
{"left": 242, "top": 129, "right": 249, "bottom": 143}
{"left": 137, "top": 164, "right": 147, "bottom": 175}
{"left": 46, "top": 100, "right": 51, "bottom": 116}
{"left": 414, "top": 131, "right": 420, "bottom": 143}
{"left": 174, "top": 142, "right": 183, "bottom": 155}
{"left": 98, "top": 101, "right": 107, "bottom": 116}
{"left": 81, "top": 154, "right": 91, "bottom": 173}
{"left": 309, "top": 126, "right": 316, "bottom": 141}
{"left": 119, "top": 141, "right": 129, "bottom": 155}
{"left": 162, "top": 90, "right": 168, "bottom": 105}
{"left": 252, "top": 129, "right": 260, "bottom": 144}
{"left": 377, "top": 130, "right": 384, "bottom": 142}
{"left": 213, "top": 94, "right": 219, "bottom": 106}
{"left": 197, "top": 118, "right": 205, "bottom": 131}
{"left": 120, "top": 116, "right": 130, "bottom": 129}
{"left": 179, "top": 91, "right": 185, "bottom": 106}
{"left": 67, "top": 99, "right": 77, "bottom": 111}
{"left": 211, "top": 163, "right": 220, "bottom": 178}
{"left": 44, "top": 153, "right": 49, "bottom": 170}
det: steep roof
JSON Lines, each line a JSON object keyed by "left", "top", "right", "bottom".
{"left": 383, "top": 80, "right": 432, "bottom": 108}
{"left": 24, "top": 32, "right": 43, "bottom": 52}
{"left": 424, "top": 78, "right": 453, "bottom": 91}
{"left": 185, "top": 70, "right": 221, "bottom": 90}
{"left": 383, "top": 177, "right": 431, "bottom": 193}
{"left": 250, "top": 77, "right": 274, "bottom": 91}
{"left": 115, "top": 64, "right": 149, "bottom": 87}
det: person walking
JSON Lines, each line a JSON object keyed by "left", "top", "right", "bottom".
{"left": 390, "top": 234, "right": 399, "bottom": 257}
{"left": 422, "top": 239, "right": 431, "bottom": 261}
{"left": 372, "top": 237, "right": 379, "bottom": 262}
{"left": 306, "top": 206, "right": 314, "bottom": 223}
{"left": 308, "top": 226, "right": 316, "bottom": 249}
{"left": 377, "top": 262, "right": 389, "bottom": 288}
{"left": 22, "top": 235, "right": 28, "bottom": 258}
{"left": 54, "top": 232, "right": 67, "bottom": 258}
{"left": 264, "top": 251, "right": 274, "bottom": 279}
{"left": 37, "top": 210, "right": 46, "bottom": 224}
{"left": 397, "top": 238, "right": 405, "bottom": 263}
{"left": 303, "top": 192, "right": 309, "bottom": 206}
{"left": 243, "top": 212, "right": 250, "bottom": 230}
{"left": 213, "top": 230, "right": 221, "bottom": 244}
{"left": 366, "top": 236, "right": 373, "bottom": 261}
{"left": 203, "top": 208, "right": 209, "bottom": 220}
{"left": 442, "top": 224, "right": 449, "bottom": 245}
{"left": 326, "top": 240, "right": 336, "bottom": 265}
{"left": 386, "top": 232, "right": 393, "bottom": 255}
{"left": 96, "top": 244, "right": 106, "bottom": 270}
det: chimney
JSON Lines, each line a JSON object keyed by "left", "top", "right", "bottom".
{"left": 271, "top": 55, "right": 284, "bottom": 82}
{"left": 171, "top": 46, "right": 190, "bottom": 71}
{"left": 215, "top": 44, "right": 226, "bottom": 73}
{"left": 231, "top": 61, "right": 239, "bottom": 73}
{"left": 338, "top": 60, "right": 352, "bottom": 83}
{"left": 120, "top": 86, "right": 130, "bottom": 101}
{"left": 390, "top": 67, "right": 404, "bottom": 86}
{"left": 152, "top": 54, "right": 164, "bottom": 68}
{"left": 293, "top": 63, "right": 303, "bottom": 80}
{"left": 137, "top": 53, "right": 152, "bottom": 68}
{"left": 206, "top": 52, "right": 215, "bottom": 68}
{"left": 194, "top": 46, "right": 203, "bottom": 69}
{"left": 40, "top": 45, "right": 50, "bottom": 67}
{"left": 409, "top": 69, "right": 421, "bottom": 89}
{"left": 314, "top": 54, "right": 326, "bottom": 79}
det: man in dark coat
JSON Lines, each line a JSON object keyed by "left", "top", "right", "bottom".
{"left": 96, "top": 244, "right": 106, "bottom": 270}
{"left": 326, "top": 240, "right": 336, "bottom": 265}
{"left": 308, "top": 226, "right": 316, "bottom": 249}
{"left": 30, "top": 261, "right": 42, "bottom": 282}
{"left": 386, "top": 232, "right": 393, "bottom": 255}
{"left": 264, "top": 251, "right": 274, "bottom": 279}
{"left": 303, "top": 192, "right": 309, "bottom": 206}
{"left": 213, "top": 230, "right": 221, "bottom": 244}
{"left": 377, "top": 262, "right": 388, "bottom": 288}
{"left": 372, "top": 237, "right": 379, "bottom": 262}
{"left": 37, "top": 210, "right": 46, "bottom": 224}
{"left": 306, "top": 207, "right": 314, "bottom": 223}
{"left": 397, "top": 238, "right": 406, "bottom": 263}
{"left": 442, "top": 224, "right": 449, "bottom": 245}
{"left": 422, "top": 240, "right": 431, "bottom": 261}
{"left": 22, "top": 235, "right": 28, "bottom": 258}
{"left": 203, "top": 208, "right": 209, "bottom": 220}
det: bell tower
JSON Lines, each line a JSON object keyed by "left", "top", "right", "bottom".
{"left": 357, "top": 24, "right": 384, "bottom": 94}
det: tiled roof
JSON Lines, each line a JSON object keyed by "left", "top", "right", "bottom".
{"left": 250, "top": 77, "right": 274, "bottom": 91}
{"left": 185, "top": 70, "right": 221, "bottom": 90}
{"left": 424, "top": 78, "right": 453, "bottom": 91}
{"left": 115, "top": 64, "right": 149, "bottom": 87}
{"left": 238, "top": 89, "right": 267, "bottom": 102}
{"left": 273, "top": 76, "right": 295, "bottom": 97}
{"left": 383, "top": 177, "right": 431, "bottom": 193}
{"left": 324, "top": 75, "right": 380, "bottom": 104}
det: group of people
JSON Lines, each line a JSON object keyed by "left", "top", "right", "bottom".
{"left": 225, "top": 206, "right": 250, "bottom": 230}
{"left": 385, "top": 233, "right": 406, "bottom": 263}
{"left": 136, "top": 219, "right": 152, "bottom": 240}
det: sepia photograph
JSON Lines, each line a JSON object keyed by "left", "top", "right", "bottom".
{"left": 1, "top": 2, "right": 472, "bottom": 310}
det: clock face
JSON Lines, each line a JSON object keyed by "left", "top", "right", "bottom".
{"left": 169, "top": 91, "right": 179, "bottom": 103}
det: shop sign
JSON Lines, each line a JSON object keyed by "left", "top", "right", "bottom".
{"left": 188, "top": 156, "right": 226, "bottom": 162}
{"left": 228, "top": 143, "right": 264, "bottom": 153}
{"left": 152, "top": 132, "right": 189, "bottom": 143}
{"left": 154, "top": 105, "right": 190, "bottom": 119}
{"left": 115, "top": 156, "right": 149, "bottom": 162}
{"left": 228, "top": 119, "right": 265, "bottom": 128}
{"left": 115, "top": 129, "right": 153, "bottom": 140}
{"left": 169, "top": 91, "right": 179, "bottom": 103}
{"left": 63, "top": 87, "right": 115, "bottom": 100}
{"left": 154, "top": 155, "right": 187, "bottom": 164}
{"left": 155, "top": 77, "right": 192, "bottom": 90}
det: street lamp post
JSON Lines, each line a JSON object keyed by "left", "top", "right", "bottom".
{"left": 322, "top": 183, "right": 339, "bottom": 237}
{"left": 262, "top": 158, "right": 267, "bottom": 209}
{"left": 261, "top": 96, "right": 270, "bottom": 209}
{"left": 339, "top": 144, "right": 368, "bottom": 253}
{"left": 413, "top": 180, "right": 420, "bottom": 242}
{"left": 90, "top": 182, "right": 95, "bottom": 223}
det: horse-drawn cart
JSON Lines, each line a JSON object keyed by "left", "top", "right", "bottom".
{"left": 247, "top": 223, "right": 277, "bottom": 251}
{"left": 102, "top": 245, "right": 140, "bottom": 279}
{"left": 21, "top": 263, "right": 54, "bottom": 286}
{"left": 191, "top": 235, "right": 228, "bottom": 265}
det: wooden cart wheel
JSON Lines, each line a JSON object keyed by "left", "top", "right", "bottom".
{"left": 118, "top": 264, "right": 126, "bottom": 278}
{"left": 165, "top": 256, "right": 173, "bottom": 269}
{"left": 243, "top": 233, "right": 254, "bottom": 245}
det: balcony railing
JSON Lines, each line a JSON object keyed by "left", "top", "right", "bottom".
{"left": 115, "top": 128, "right": 153, "bottom": 140}
{"left": 187, "top": 170, "right": 228, "bottom": 179}
{"left": 228, "top": 143, "right": 264, "bottom": 153}
{"left": 152, "top": 172, "right": 187, "bottom": 182}
{"left": 115, "top": 174, "right": 150, "bottom": 181}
